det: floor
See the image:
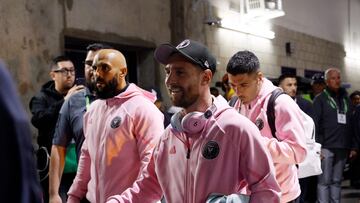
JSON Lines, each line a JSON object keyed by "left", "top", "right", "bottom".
{"left": 342, "top": 180, "right": 360, "bottom": 203}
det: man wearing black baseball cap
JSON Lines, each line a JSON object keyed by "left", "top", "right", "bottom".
{"left": 311, "top": 73, "right": 326, "bottom": 100}
{"left": 151, "top": 40, "right": 280, "bottom": 202}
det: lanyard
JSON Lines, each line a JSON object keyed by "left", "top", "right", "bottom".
{"left": 85, "top": 96, "right": 90, "bottom": 111}
{"left": 324, "top": 90, "right": 348, "bottom": 113}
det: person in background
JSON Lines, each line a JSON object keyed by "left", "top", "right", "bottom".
{"left": 29, "top": 55, "right": 84, "bottom": 202}
{"left": 349, "top": 90, "right": 360, "bottom": 189}
{"left": 0, "top": 61, "right": 42, "bottom": 203}
{"left": 221, "top": 73, "right": 235, "bottom": 100}
{"left": 67, "top": 49, "right": 164, "bottom": 203}
{"left": 149, "top": 87, "right": 172, "bottom": 127}
{"left": 311, "top": 73, "right": 326, "bottom": 100}
{"left": 350, "top": 91, "right": 360, "bottom": 107}
{"left": 227, "top": 50, "right": 307, "bottom": 203}
{"left": 210, "top": 86, "right": 228, "bottom": 104}
{"left": 313, "top": 68, "right": 357, "bottom": 203}
{"left": 278, "top": 74, "right": 314, "bottom": 117}
{"left": 278, "top": 74, "right": 316, "bottom": 203}
{"left": 49, "top": 43, "right": 111, "bottom": 203}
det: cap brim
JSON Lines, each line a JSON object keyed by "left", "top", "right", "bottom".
{"left": 154, "top": 43, "right": 201, "bottom": 67}
{"left": 154, "top": 44, "right": 179, "bottom": 65}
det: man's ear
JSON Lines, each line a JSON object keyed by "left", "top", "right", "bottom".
{"left": 201, "top": 69, "right": 213, "bottom": 85}
{"left": 119, "top": 67, "right": 128, "bottom": 78}
{"left": 256, "top": 71, "right": 263, "bottom": 82}
{"left": 49, "top": 71, "right": 56, "bottom": 81}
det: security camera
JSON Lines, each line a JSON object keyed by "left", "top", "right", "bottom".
{"left": 204, "top": 19, "right": 221, "bottom": 26}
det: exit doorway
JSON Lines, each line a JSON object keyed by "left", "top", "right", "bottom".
{"left": 64, "top": 36, "right": 157, "bottom": 88}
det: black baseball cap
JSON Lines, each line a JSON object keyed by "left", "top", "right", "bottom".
{"left": 311, "top": 73, "right": 325, "bottom": 85}
{"left": 154, "top": 39, "right": 216, "bottom": 73}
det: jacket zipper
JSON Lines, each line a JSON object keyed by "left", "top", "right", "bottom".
{"left": 185, "top": 137, "right": 191, "bottom": 203}
{"left": 186, "top": 137, "right": 191, "bottom": 159}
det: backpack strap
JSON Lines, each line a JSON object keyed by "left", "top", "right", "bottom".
{"left": 228, "top": 96, "right": 238, "bottom": 107}
{"left": 266, "top": 88, "right": 286, "bottom": 139}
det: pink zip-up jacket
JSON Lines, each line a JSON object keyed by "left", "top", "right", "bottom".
{"left": 107, "top": 97, "right": 281, "bottom": 203}
{"left": 233, "top": 78, "right": 307, "bottom": 203}
{"left": 67, "top": 84, "right": 164, "bottom": 203}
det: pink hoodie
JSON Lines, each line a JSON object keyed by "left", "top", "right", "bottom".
{"left": 67, "top": 83, "right": 164, "bottom": 203}
{"left": 233, "top": 78, "right": 307, "bottom": 203}
{"left": 106, "top": 96, "right": 281, "bottom": 203}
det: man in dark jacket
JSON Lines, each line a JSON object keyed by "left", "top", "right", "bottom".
{"left": 313, "top": 68, "right": 357, "bottom": 203}
{"left": 278, "top": 74, "right": 314, "bottom": 117}
{"left": 349, "top": 91, "right": 360, "bottom": 188}
{"left": 29, "top": 55, "right": 83, "bottom": 202}
{"left": 311, "top": 73, "right": 326, "bottom": 100}
{"left": 0, "top": 61, "right": 42, "bottom": 203}
{"left": 278, "top": 74, "right": 316, "bottom": 203}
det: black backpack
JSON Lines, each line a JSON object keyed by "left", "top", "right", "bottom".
{"left": 229, "top": 88, "right": 285, "bottom": 139}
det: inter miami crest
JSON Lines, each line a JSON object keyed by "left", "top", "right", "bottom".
{"left": 110, "top": 116, "right": 122, "bottom": 129}
{"left": 202, "top": 141, "right": 220, "bottom": 159}
{"left": 255, "top": 118, "right": 264, "bottom": 130}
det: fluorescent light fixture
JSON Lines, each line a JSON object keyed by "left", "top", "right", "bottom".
{"left": 252, "top": 10, "right": 285, "bottom": 22}
{"left": 345, "top": 51, "right": 359, "bottom": 60}
{"left": 219, "top": 19, "right": 275, "bottom": 39}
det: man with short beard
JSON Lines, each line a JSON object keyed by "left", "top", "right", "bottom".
{"left": 226, "top": 51, "right": 307, "bottom": 203}
{"left": 107, "top": 40, "right": 281, "bottom": 203}
{"left": 67, "top": 49, "right": 164, "bottom": 203}
{"left": 49, "top": 43, "right": 111, "bottom": 203}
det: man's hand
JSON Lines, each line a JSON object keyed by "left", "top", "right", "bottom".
{"left": 349, "top": 150, "right": 358, "bottom": 160}
{"left": 49, "top": 146, "right": 66, "bottom": 203}
{"left": 64, "top": 85, "right": 85, "bottom": 100}
{"left": 49, "top": 194, "right": 62, "bottom": 203}
{"left": 320, "top": 151, "right": 324, "bottom": 160}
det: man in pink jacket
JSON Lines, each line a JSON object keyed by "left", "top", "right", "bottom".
{"left": 226, "top": 51, "right": 307, "bottom": 203}
{"left": 107, "top": 39, "right": 281, "bottom": 203}
{"left": 67, "top": 49, "right": 164, "bottom": 203}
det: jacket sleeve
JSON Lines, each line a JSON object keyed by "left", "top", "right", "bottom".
{"left": 29, "top": 94, "right": 64, "bottom": 129}
{"left": 351, "top": 105, "right": 360, "bottom": 150}
{"left": 237, "top": 119, "right": 281, "bottom": 203}
{"left": 313, "top": 95, "right": 324, "bottom": 144}
{"left": 265, "top": 95, "right": 307, "bottom": 164}
{"left": 67, "top": 113, "right": 92, "bottom": 203}
{"left": 106, "top": 102, "right": 164, "bottom": 203}
{"left": 356, "top": 106, "right": 360, "bottom": 150}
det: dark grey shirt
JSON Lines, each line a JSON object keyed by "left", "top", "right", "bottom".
{"left": 53, "top": 88, "right": 96, "bottom": 160}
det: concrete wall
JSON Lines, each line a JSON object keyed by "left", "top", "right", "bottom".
{"left": 0, "top": 0, "right": 171, "bottom": 112}
{"left": 180, "top": 0, "right": 359, "bottom": 93}
{"left": 0, "top": 0, "right": 64, "bottom": 113}
{"left": 274, "top": 0, "right": 360, "bottom": 92}
{"left": 0, "top": 0, "right": 171, "bottom": 139}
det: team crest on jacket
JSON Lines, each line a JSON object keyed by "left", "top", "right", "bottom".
{"left": 202, "top": 141, "right": 219, "bottom": 159}
{"left": 255, "top": 118, "right": 264, "bottom": 130}
{"left": 110, "top": 116, "right": 122, "bottom": 129}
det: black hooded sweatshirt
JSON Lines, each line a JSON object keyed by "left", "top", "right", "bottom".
{"left": 29, "top": 80, "right": 65, "bottom": 151}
